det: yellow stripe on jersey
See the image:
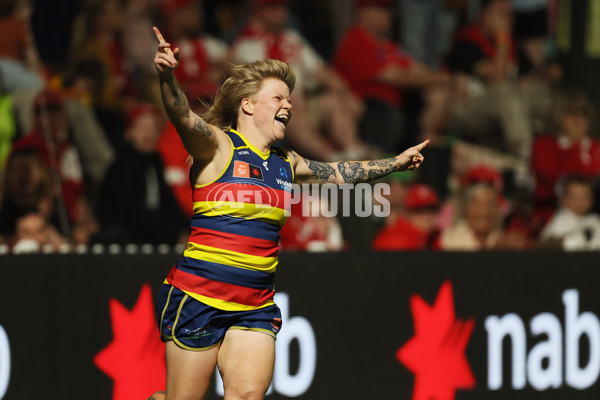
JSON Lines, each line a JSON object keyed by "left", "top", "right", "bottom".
{"left": 185, "top": 290, "right": 274, "bottom": 311}
{"left": 192, "top": 201, "right": 288, "bottom": 226}
{"left": 183, "top": 242, "right": 279, "bottom": 273}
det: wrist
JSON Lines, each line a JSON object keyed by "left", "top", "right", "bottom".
{"left": 159, "top": 70, "right": 176, "bottom": 83}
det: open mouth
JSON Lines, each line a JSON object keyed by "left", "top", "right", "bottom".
{"left": 275, "top": 114, "right": 289, "bottom": 127}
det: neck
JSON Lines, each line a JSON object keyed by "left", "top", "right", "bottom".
{"left": 235, "top": 120, "right": 274, "bottom": 154}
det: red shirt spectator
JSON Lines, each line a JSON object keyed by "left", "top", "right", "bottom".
{"left": 445, "top": 22, "right": 517, "bottom": 78}
{"left": 334, "top": 25, "right": 413, "bottom": 106}
{"left": 532, "top": 135, "right": 600, "bottom": 224}
{"left": 158, "top": 123, "right": 193, "bottom": 217}
{"left": 372, "top": 183, "right": 440, "bottom": 251}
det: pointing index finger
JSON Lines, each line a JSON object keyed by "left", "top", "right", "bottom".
{"left": 153, "top": 26, "right": 166, "bottom": 44}
{"left": 415, "top": 139, "right": 430, "bottom": 152}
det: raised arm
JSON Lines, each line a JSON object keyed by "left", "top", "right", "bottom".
{"left": 153, "top": 26, "right": 223, "bottom": 160}
{"left": 291, "top": 140, "right": 429, "bottom": 184}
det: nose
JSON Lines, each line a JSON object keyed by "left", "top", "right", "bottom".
{"left": 283, "top": 99, "right": 292, "bottom": 110}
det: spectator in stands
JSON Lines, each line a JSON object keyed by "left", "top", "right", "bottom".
{"left": 162, "top": 0, "right": 229, "bottom": 111}
{"left": 440, "top": 182, "right": 504, "bottom": 250}
{"left": 8, "top": 211, "right": 69, "bottom": 254}
{"left": 445, "top": 0, "right": 551, "bottom": 160}
{"left": 71, "top": 0, "right": 132, "bottom": 110}
{"left": 123, "top": 0, "right": 164, "bottom": 80}
{"left": 11, "top": 89, "right": 93, "bottom": 237}
{"left": 438, "top": 164, "right": 505, "bottom": 230}
{"left": 399, "top": 0, "right": 462, "bottom": 69}
{"left": 60, "top": 62, "right": 116, "bottom": 198}
{"left": 0, "top": 78, "right": 17, "bottom": 171}
{"left": 512, "top": 0, "right": 561, "bottom": 135}
{"left": 531, "top": 87, "right": 600, "bottom": 231}
{"left": 333, "top": 0, "right": 449, "bottom": 153}
{"left": 0, "top": 0, "right": 43, "bottom": 94}
{"left": 372, "top": 183, "right": 440, "bottom": 251}
{"left": 63, "top": 58, "right": 127, "bottom": 152}
{"left": 96, "top": 103, "right": 188, "bottom": 245}
{"left": 539, "top": 175, "right": 600, "bottom": 251}
{"left": 0, "top": 147, "right": 59, "bottom": 241}
{"left": 231, "top": 0, "right": 368, "bottom": 161}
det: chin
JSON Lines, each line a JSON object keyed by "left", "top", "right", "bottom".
{"left": 273, "top": 129, "right": 285, "bottom": 142}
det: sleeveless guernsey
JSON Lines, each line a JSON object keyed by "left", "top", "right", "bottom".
{"left": 165, "top": 129, "right": 294, "bottom": 311}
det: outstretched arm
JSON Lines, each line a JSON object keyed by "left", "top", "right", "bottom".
{"left": 291, "top": 140, "right": 429, "bottom": 184}
{"left": 153, "top": 26, "right": 223, "bottom": 160}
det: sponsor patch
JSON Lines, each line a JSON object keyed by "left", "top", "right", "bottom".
{"left": 233, "top": 161, "right": 264, "bottom": 180}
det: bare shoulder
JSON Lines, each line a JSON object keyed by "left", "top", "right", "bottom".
{"left": 284, "top": 148, "right": 301, "bottom": 167}
{"left": 190, "top": 127, "right": 233, "bottom": 186}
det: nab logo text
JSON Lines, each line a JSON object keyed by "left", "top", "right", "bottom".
{"left": 0, "top": 324, "right": 10, "bottom": 398}
{"left": 486, "top": 289, "right": 600, "bottom": 390}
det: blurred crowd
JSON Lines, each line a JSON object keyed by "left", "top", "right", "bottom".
{"left": 1, "top": 0, "right": 599, "bottom": 254}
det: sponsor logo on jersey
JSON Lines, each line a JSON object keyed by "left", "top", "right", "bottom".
{"left": 233, "top": 161, "right": 264, "bottom": 181}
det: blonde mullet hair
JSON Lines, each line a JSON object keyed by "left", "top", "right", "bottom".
{"left": 202, "top": 59, "right": 296, "bottom": 131}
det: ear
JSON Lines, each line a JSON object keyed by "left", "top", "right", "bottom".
{"left": 241, "top": 98, "right": 254, "bottom": 115}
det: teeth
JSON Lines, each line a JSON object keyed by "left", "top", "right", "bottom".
{"left": 275, "top": 115, "right": 288, "bottom": 123}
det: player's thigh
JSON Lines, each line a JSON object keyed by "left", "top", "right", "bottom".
{"left": 217, "top": 329, "right": 275, "bottom": 399}
{"left": 165, "top": 340, "right": 219, "bottom": 400}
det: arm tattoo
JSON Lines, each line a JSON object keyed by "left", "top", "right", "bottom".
{"left": 338, "top": 157, "right": 398, "bottom": 183}
{"left": 337, "top": 161, "right": 367, "bottom": 183}
{"left": 304, "top": 159, "right": 337, "bottom": 182}
{"left": 164, "top": 75, "right": 188, "bottom": 111}
{"left": 192, "top": 116, "right": 212, "bottom": 136}
{"left": 365, "top": 157, "right": 397, "bottom": 179}
{"left": 171, "top": 85, "right": 187, "bottom": 108}
{"left": 367, "top": 157, "right": 397, "bottom": 168}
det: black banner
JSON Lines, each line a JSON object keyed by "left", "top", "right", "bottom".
{"left": 1, "top": 252, "right": 600, "bottom": 399}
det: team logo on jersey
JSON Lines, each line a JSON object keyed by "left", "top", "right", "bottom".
{"left": 233, "top": 161, "right": 264, "bottom": 180}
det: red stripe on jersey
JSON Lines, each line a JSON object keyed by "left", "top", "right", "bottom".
{"left": 194, "top": 182, "right": 290, "bottom": 210}
{"left": 167, "top": 268, "right": 274, "bottom": 307}
{"left": 189, "top": 226, "right": 279, "bottom": 258}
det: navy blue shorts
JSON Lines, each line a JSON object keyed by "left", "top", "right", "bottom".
{"left": 156, "top": 284, "right": 282, "bottom": 351}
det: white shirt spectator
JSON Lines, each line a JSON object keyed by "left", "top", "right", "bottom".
{"left": 540, "top": 208, "right": 600, "bottom": 250}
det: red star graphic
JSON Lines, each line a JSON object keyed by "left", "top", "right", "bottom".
{"left": 94, "top": 284, "right": 166, "bottom": 400}
{"left": 252, "top": 168, "right": 259, "bottom": 176}
{"left": 397, "top": 281, "right": 475, "bottom": 400}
